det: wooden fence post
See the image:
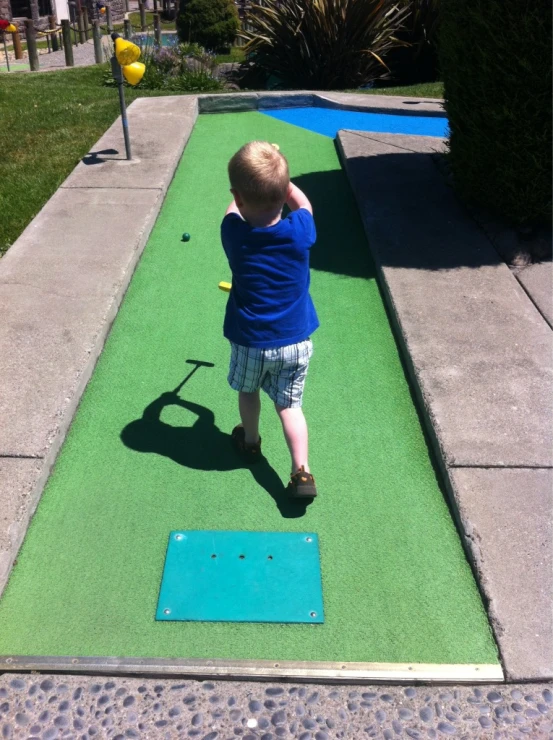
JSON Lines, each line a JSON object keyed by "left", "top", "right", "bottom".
{"left": 48, "top": 15, "right": 59, "bottom": 51}
{"left": 92, "top": 19, "right": 103, "bottom": 63}
{"left": 76, "top": 0, "right": 86, "bottom": 43}
{"left": 61, "top": 19, "right": 74, "bottom": 66}
{"left": 106, "top": 5, "right": 113, "bottom": 34}
{"left": 139, "top": 0, "right": 146, "bottom": 32}
{"left": 12, "top": 29, "right": 23, "bottom": 59}
{"left": 24, "top": 19, "right": 39, "bottom": 71}
{"left": 153, "top": 12, "right": 161, "bottom": 44}
{"left": 83, "top": 8, "right": 89, "bottom": 40}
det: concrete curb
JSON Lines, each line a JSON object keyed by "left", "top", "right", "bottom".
{"left": 336, "top": 129, "right": 553, "bottom": 681}
{"left": 197, "top": 91, "right": 446, "bottom": 117}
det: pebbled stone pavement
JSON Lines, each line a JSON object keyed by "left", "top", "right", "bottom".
{"left": 0, "top": 674, "right": 552, "bottom": 739}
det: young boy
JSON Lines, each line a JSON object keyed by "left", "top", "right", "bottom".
{"left": 221, "top": 141, "right": 319, "bottom": 498}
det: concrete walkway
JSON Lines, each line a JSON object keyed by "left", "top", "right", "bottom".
{"left": 0, "top": 674, "right": 551, "bottom": 739}
{"left": 1, "top": 39, "right": 98, "bottom": 72}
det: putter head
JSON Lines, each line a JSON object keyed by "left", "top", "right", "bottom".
{"left": 186, "top": 359, "right": 215, "bottom": 369}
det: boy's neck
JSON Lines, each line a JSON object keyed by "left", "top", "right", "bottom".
{"left": 240, "top": 204, "right": 283, "bottom": 228}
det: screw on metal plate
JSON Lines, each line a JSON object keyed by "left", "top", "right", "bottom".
{"left": 174, "top": 534, "right": 185, "bottom": 541}
{"left": 310, "top": 611, "right": 317, "bottom": 618}
{"left": 164, "top": 608, "right": 171, "bottom": 615}
{"left": 305, "top": 536, "right": 313, "bottom": 542}
{"left": 211, "top": 554, "right": 217, "bottom": 558}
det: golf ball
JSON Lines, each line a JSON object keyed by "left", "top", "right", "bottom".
{"left": 182, "top": 233, "right": 191, "bottom": 242}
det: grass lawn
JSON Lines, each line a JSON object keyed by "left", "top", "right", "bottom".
{"left": 353, "top": 81, "right": 444, "bottom": 98}
{"left": 0, "top": 65, "right": 169, "bottom": 256}
{"left": 0, "top": 66, "right": 443, "bottom": 255}
{"left": 127, "top": 10, "right": 176, "bottom": 31}
{"left": 213, "top": 47, "right": 246, "bottom": 64}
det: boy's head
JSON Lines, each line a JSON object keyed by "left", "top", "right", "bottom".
{"left": 228, "top": 141, "right": 290, "bottom": 212}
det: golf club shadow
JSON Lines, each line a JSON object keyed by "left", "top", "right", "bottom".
{"left": 82, "top": 148, "right": 120, "bottom": 165}
{"left": 120, "top": 388, "right": 311, "bottom": 519}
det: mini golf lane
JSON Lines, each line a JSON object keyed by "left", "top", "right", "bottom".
{"left": 0, "top": 112, "right": 499, "bottom": 671}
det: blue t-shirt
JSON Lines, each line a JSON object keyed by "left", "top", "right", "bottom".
{"left": 221, "top": 208, "right": 320, "bottom": 349}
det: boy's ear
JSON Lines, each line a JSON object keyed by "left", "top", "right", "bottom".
{"left": 231, "top": 188, "right": 244, "bottom": 207}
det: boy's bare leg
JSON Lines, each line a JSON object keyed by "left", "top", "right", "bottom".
{"left": 239, "top": 390, "right": 261, "bottom": 444}
{"left": 275, "top": 405, "right": 310, "bottom": 473}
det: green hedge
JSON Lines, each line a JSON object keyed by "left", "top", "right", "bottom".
{"left": 439, "top": 0, "right": 552, "bottom": 226}
{"left": 177, "top": 0, "right": 239, "bottom": 52}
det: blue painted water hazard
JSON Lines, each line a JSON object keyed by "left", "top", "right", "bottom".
{"left": 263, "top": 106, "right": 448, "bottom": 139}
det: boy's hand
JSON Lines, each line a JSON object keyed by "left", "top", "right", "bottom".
{"left": 286, "top": 183, "right": 313, "bottom": 214}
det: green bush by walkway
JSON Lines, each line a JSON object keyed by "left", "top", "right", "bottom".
{"left": 440, "top": 0, "right": 552, "bottom": 228}
{"left": 177, "top": 0, "right": 239, "bottom": 52}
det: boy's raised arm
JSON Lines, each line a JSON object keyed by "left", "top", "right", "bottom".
{"left": 286, "top": 183, "right": 313, "bottom": 214}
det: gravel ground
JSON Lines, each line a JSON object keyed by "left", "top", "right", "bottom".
{"left": 0, "top": 674, "right": 552, "bottom": 739}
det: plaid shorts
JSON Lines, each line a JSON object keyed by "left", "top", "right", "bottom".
{"left": 228, "top": 339, "right": 313, "bottom": 408}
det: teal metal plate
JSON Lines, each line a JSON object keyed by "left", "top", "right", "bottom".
{"left": 156, "top": 531, "right": 324, "bottom": 623}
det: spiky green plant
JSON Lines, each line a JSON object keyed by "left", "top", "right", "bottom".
{"left": 240, "top": 0, "right": 410, "bottom": 90}
{"left": 383, "top": 0, "right": 440, "bottom": 84}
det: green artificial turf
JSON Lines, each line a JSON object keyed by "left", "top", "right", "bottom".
{"left": 0, "top": 112, "right": 499, "bottom": 665}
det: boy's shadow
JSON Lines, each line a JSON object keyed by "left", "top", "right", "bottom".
{"left": 120, "top": 386, "right": 311, "bottom": 520}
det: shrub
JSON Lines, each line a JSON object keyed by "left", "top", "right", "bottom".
{"left": 103, "top": 41, "right": 223, "bottom": 92}
{"left": 177, "top": 0, "right": 239, "bottom": 52}
{"left": 240, "top": 0, "right": 410, "bottom": 91}
{"left": 382, "top": 0, "right": 440, "bottom": 85}
{"left": 439, "top": 0, "right": 552, "bottom": 227}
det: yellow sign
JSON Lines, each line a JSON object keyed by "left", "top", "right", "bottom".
{"left": 114, "top": 37, "right": 141, "bottom": 66}
{"left": 122, "top": 61, "right": 145, "bottom": 86}
{"left": 6, "top": 23, "right": 17, "bottom": 33}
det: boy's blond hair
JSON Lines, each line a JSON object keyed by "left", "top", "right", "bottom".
{"left": 228, "top": 141, "right": 289, "bottom": 209}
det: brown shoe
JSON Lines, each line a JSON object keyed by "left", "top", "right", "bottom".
{"left": 231, "top": 425, "right": 262, "bottom": 464}
{"left": 288, "top": 466, "right": 317, "bottom": 498}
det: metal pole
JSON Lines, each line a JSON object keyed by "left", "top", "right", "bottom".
{"left": 61, "top": 19, "right": 74, "bottom": 65}
{"left": 12, "top": 29, "right": 23, "bottom": 59}
{"left": 111, "top": 53, "right": 132, "bottom": 160}
{"left": 24, "top": 19, "right": 39, "bottom": 71}
{"left": 123, "top": 18, "right": 131, "bottom": 39}
{"left": 2, "top": 34, "right": 10, "bottom": 72}
{"left": 48, "top": 14, "right": 59, "bottom": 51}
{"left": 92, "top": 19, "right": 103, "bottom": 62}
{"left": 153, "top": 11, "right": 161, "bottom": 44}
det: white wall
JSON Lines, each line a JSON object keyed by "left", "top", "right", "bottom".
{"left": 53, "top": 0, "right": 70, "bottom": 21}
